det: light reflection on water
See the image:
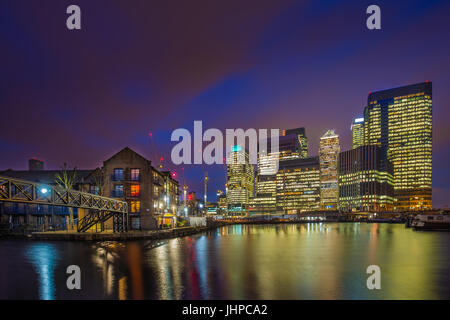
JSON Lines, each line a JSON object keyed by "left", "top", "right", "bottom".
{"left": 1, "top": 223, "right": 450, "bottom": 299}
{"left": 25, "top": 243, "right": 59, "bottom": 300}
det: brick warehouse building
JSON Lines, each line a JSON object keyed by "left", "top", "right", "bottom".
{"left": 0, "top": 147, "right": 180, "bottom": 231}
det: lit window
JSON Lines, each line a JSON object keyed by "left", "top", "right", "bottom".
{"left": 130, "top": 201, "right": 141, "bottom": 213}
{"left": 131, "top": 185, "right": 140, "bottom": 197}
{"left": 131, "top": 169, "right": 140, "bottom": 181}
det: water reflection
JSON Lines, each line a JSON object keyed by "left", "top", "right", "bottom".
{"left": 2, "top": 223, "right": 450, "bottom": 299}
{"left": 25, "top": 243, "right": 59, "bottom": 300}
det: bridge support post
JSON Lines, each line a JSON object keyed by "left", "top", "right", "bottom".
{"left": 77, "top": 208, "right": 89, "bottom": 232}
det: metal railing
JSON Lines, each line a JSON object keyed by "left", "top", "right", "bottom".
{"left": 0, "top": 175, "right": 127, "bottom": 213}
{"left": 0, "top": 175, "right": 128, "bottom": 233}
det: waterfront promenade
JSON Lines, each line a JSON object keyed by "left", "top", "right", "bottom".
{"left": 26, "top": 224, "right": 229, "bottom": 241}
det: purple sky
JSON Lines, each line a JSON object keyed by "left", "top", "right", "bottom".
{"left": 1, "top": 0, "right": 449, "bottom": 207}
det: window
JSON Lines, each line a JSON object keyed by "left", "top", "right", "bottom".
{"left": 131, "top": 185, "right": 140, "bottom": 197}
{"left": 89, "top": 185, "right": 99, "bottom": 195}
{"left": 131, "top": 169, "right": 140, "bottom": 181}
{"left": 114, "top": 168, "right": 124, "bottom": 181}
{"left": 130, "top": 201, "right": 141, "bottom": 213}
{"left": 114, "top": 185, "right": 124, "bottom": 197}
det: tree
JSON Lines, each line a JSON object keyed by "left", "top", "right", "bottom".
{"left": 91, "top": 168, "right": 105, "bottom": 196}
{"left": 55, "top": 163, "right": 77, "bottom": 230}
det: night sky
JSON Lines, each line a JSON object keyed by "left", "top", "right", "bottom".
{"left": 1, "top": 0, "right": 449, "bottom": 207}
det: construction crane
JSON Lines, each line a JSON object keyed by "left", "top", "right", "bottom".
{"left": 148, "top": 132, "right": 164, "bottom": 169}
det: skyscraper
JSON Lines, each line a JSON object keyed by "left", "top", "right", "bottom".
{"left": 250, "top": 127, "right": 309, "bottom": 214}
{"left": 338, "top": 145, "right": 394, "bottom": 212}
{"left": 226, "top": 145, "right": 255, "bottom": 215}
{"left": 364, "top": 82, "right": 432, "bottom": 210}
{"left": 276, "top": 157, "right": 321, "bottom": 213}
{"left": 319, "top": 130, "right": 340, "bottom": 209}
{"left": 284, "top": 127, "right": 308, "bottom": 158}
{"left": 351, "top": 117, "right": 364, "bottom": 149}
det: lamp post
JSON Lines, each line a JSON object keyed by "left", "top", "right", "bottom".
{"left": 204, "top": 173, "right": 208, "bottom": 216}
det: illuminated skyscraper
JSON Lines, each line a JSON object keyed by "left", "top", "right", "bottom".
{"left": 284, "top": 127, "right": 308, "bottom": 158}
{"left": 338, "top": 145, "right": 394, "bottom": 212}
{"left": 364, "top": 82, "right": 432, "bottom": 210}
{"left": 276, "top": 157, "right": 321, "bottom": 213}
{"left": 226, "top": 145, "right": 254, "bottom": 215}
{"left": 250, "top": 127, "right": 309, "bottom": 214}
{"left": 351, "top": 117, "right": 364, "bottom": 149}
{"left": 319, "top": 130, "right": 340, "bottom": 209}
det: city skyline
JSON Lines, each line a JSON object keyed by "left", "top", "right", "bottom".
{"left": 1, "top": 0, "right": 450, "bottom": 208}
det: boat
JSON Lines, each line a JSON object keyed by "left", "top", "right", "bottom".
{"left": 411, "top": 214, "right": 450, "bottom": 231}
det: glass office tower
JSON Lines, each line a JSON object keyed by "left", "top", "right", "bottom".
{"left": 364, "top": 82, "right": 432, "bottom": 210}
{"left": 351, "top": 117, "right": 364, "bottom": 149}
{"left": 226, "top": 145, "right": 255, "bottom": 215}
{"left": 338, "top": 145, "right": 394, "bottom": 212}
{"left": 250, "top": 127, "right": 309, "bottom": 214}
{"left": 319, "top": 130, "right": 340, "bottom": 209}
{"left": 284, "top": 127, "right": 308, "bottom": 158}
{"left": 276, "top": 157, "right": 321, "bottom": 213}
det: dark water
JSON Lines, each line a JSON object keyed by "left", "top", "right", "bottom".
{"left": 1, "top": 223, "right": 450, "bottom": 300}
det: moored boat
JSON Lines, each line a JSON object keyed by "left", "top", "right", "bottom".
{"left": 412, "top": 214, "right": 450, "bottom": 231}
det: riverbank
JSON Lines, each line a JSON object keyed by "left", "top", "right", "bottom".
{"left": 1, "top": 222, "right": 231, "bottom": 241}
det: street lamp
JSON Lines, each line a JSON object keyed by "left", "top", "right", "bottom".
{"left": 39, "top": 186, "right": 49, "bottom": 195}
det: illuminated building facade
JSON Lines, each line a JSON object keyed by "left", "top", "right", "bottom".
{"left": 276, "top": 157, "right": 321, "bottom": 213}
{"left": 338, "top": 145, "right": 394, "bottom": 212}
{"left": 250, "top": 174, "right": 277, "bottom": 214}
{"left": 250, "top": 127, "right": 310, "bottom": 214}
{"left": 319, "top": 130, "right": 340, "bottom": 209}
{"left": 364, "top": 82, "right": 432, "bottom": 210}
{"left": 217, "top": 190, "right": 227, "bottom": 215}
{"left": 284, "top": 127, "right": 308, "bottom": 158}
{"left": 226, "top": 145, "right": 255, "bottom": 215}
{"left": 0, "top": 147, "right": 180, "bottom": 231}
{"left": 351, "top": 117, "right": 364, "bottom": 149}
{"left": 103, "top": 147, "right": 179, "bottom": 229}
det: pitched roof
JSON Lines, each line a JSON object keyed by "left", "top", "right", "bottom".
{"left": 103, "top": 147, "right": 151, "bottom": 165}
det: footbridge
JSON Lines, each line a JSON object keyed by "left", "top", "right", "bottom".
{"left": 0, "top": 175, "right": 128, "bottom": 232}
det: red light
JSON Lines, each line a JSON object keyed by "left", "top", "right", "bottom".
{"left": 172, "top": 172, "right": 176, "bottom": 178}
{"left": 148, "top": 133, "right": 152, "bottom": 137}
{"left": 160, "top": 156, "right": 164, "bottom": 161}
{"left": 188, "top": 195, "right": 193, "bottom": 200}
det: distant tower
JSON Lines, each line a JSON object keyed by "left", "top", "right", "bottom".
{"left": 183, "top": 184, "right": 188, "bottom": 208}
{"left": 351, "top": 117, "right": 364, "bottom": 149}
{"left": 226, "top": 145, "right": 254, "bottom": 215}
{"left": 29, "top": 158, "right": 44, "bottom": 171}
{"left": 284, "top": 127, "right": 308, "bottom": 158}
{"left": 319, "top": 130, "right": 340, "bottom": 210}
{"left": 204, "top": 172, "right": 209, "bottom": 209}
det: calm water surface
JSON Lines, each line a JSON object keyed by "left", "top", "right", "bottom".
{"left": 1, "top": 223, "right": 450, "bottom": 299}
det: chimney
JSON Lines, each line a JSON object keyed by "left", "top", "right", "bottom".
{"left": 29, "top": 158, "right": 44, "bottom": 171}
